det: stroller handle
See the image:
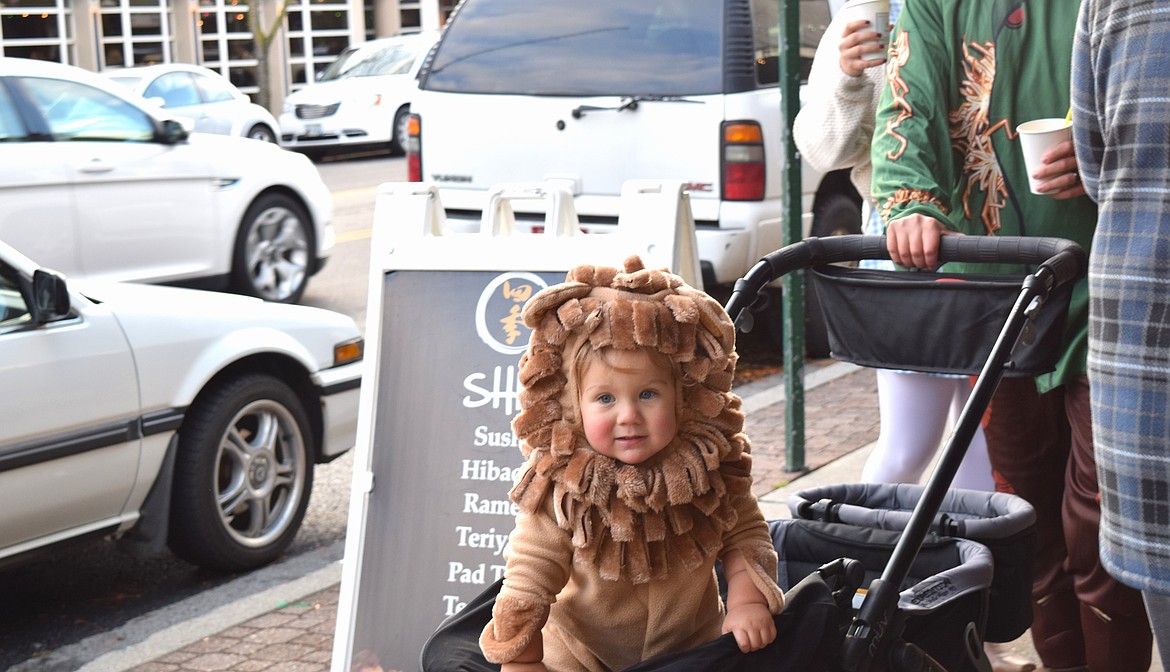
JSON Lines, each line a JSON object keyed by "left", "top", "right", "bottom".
{"left": 726, "top": 235, "right": 1086, "bottom": 325}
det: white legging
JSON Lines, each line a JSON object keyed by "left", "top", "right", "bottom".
{"left": 860, "top": 369, "right": 995, "bottom": 492}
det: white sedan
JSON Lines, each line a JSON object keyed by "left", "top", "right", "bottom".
{"left": 0, "top": 240, "right": 363, "bottom": 572}
{"left": 0, "top": 57, "right": 332, "bottom": 304}
{"left": 103, "top": 63, "right": 282, "bottom": 143}
{"left": 279, "top": 32, "right": 438, "bottom": 158}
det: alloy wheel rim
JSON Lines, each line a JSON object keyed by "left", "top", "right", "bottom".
{"left": 214, "top": 399, "right": 307, "bottom": 548}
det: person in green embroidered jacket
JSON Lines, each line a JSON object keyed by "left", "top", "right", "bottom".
{"left": 869, "top": 1, "right": 1153, "bottom": 669}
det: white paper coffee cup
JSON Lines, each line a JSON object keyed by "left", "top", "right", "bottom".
{"left": 1017, "top": 118, "right": 1073, "bottom": 195}
{"left": 842, "top": 0, "right": 891, "bottom": 60}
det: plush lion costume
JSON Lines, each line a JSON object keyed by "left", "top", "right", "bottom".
{"left": 480, "top": 256, "right": 784, "bottom": 671}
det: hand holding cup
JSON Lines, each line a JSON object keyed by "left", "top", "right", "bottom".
{"left": 839, "top": 0, "right": 890, "bottom": 75}
{"left": 1017, "top": 118, "right": 1085, "bottom": 199}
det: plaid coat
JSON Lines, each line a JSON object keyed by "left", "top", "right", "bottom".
{"left": 1073, "top": 0, "right": 1170, "bottom": 594}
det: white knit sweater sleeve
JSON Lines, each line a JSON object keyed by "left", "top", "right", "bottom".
{"left": 792, "top": 11, "right": 884, "bottom": 177}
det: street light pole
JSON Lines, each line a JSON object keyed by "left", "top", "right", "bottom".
{"left": 778, "top": 0, "right": 807, "bottom": 473}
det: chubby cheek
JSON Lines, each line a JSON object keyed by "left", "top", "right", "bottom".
{"left": 654, "top": 414, "right": 678, "bottom": 446}
{"left": 582, "top": 411, "right": 614, "bottom": 454}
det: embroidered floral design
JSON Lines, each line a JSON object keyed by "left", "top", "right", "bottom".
{"left": 948, "top": 39, "right": 1015, "bottom": 234}
{"left": 880, "top": 188, "right": 948, "bottom": 222}
{"left": 884, "top": 29, "right": 913, "bottom": 160}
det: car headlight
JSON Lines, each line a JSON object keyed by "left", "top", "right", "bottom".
{"left": 282, "top": 101, "right": 295, "bottom": 114}
{"left": 334, "top": 337, "right": 364, "bottom": 367}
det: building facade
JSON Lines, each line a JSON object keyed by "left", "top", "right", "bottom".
{"left": 0, "top": 0, "right": 455, "bottom": 110}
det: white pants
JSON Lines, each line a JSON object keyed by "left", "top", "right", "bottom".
{"left": 860, "top": 369, "right": 995, "bottom": 491}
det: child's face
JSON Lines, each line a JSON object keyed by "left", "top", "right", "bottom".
{"left": 578, "top": 348, "right": 678, "bottom": 465}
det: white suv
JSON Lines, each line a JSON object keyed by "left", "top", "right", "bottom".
{"left": 406, "top": 0, "right": 860, "bottom": 355}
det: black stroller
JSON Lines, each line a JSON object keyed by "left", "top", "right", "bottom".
{"left": 420, "top": 234, "right": 1086, "bottom": 672}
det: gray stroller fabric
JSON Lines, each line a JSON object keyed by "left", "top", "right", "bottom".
{"left": 770, "top": 518, "right": 992, "bottom": 616}
{"left": 770, "top": 518, "right": 993, "bottom": 671}
{"left": 788, "top": 482, "right": 1036, "bottom": 642}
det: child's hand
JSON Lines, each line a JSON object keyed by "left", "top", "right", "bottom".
{"left": 501, "top": 662, "right": 548, "bottom": 672}
{"left": 722, "top": 602, "right": 777, "bottom": 653}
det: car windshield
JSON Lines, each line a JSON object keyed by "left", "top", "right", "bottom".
{"left": 318, "top": 41, "right": 418, "bottom": 81}
{"left": 423, "top": 0, "right": 727, "bottom": 96}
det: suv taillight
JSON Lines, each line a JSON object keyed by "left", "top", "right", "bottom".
{"left": 407, "top": 113, "right": 422, "bottom": 182}
{"left": 721, "top": 121, "right": 765, "bottom": 201}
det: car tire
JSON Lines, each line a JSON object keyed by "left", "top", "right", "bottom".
{"left": 245, "top": 123, "right": 278, "bottom": 143}
{"left": 231, "top": 193, "right": 313, "bottom": 304}
{"left": 805, "top": 191, "right": 863, "bottom": 358}
{"left": 390, "top": 105, "right": 410, "bottom": 156}
{"left": 168, "top": 373, "right": 315, "bottom": 572}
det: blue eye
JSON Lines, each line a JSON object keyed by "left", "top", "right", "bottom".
{"left": 639, "top": 390, "right": 657, "bottom": 400}
{"left": 598, "top": 393, "right": 615, "bottom": 404}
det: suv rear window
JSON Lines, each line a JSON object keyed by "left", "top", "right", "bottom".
{"left": 423, "top": 0, "right": 729, "bottom": 96}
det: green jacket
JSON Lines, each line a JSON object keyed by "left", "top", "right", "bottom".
{"left": 870, "top": 0, "right": 1093, "bottom": 392}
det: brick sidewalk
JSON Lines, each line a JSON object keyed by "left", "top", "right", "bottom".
{"left": 125, "top": 588, "right": 339, "bottom": 672}
{"left": 746, "top": 365, "right": 879, "bottom": 497}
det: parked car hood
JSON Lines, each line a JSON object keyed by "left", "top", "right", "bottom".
{"left": 77, "top": 280, "right": 355, "bottom": 341}
{"left": 73, "top": 280, "right": 360, "bottom": 405}
{"left": 285, "top": 76, "right": 410, "bottom": 105}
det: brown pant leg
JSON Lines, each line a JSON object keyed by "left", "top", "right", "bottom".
{"left": 1062, "top": 377, "right": 1152, "bottom": 671}
{"left": 983, "top": 377, "right": 1084, "bottom": 668}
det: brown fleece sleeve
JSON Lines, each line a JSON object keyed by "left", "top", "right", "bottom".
{"left": 479, "top": 503, "right": 574, "bottom": 663}
{"left": 719, "top": 486, "right": 785, "bottom": 614}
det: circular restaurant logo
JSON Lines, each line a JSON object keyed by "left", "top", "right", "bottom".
{"left": 475, "top": 272, "right": 548, "bottom": 355}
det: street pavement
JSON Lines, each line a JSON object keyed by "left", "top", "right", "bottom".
{"left": 45, "top": 362, "right": 1163, "bottom": 672}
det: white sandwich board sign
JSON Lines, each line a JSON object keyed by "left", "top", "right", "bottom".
{"left": 332, "top": 180, "right": 702, "bottom": 672}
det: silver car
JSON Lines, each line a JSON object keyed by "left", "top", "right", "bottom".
{"left": 0, "top": 239, "right": 363, "bottom": 572}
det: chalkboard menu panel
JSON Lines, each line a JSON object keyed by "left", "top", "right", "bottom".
{"left": 348, "top": 269, "right": 562, "bottom": 672}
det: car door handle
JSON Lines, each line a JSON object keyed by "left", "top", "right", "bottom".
{"left": 79, "top": 159, "right": 115, "bottom": 174}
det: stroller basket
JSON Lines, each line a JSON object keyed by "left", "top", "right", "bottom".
{"left": 809, "top": 266, "right": 1072, "bottom": 376}
{"left": 788, "top": 483, "right": 1036, "bottom": 643}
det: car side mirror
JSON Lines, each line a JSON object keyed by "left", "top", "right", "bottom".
{"left": 160, "top": 118, "right": 190, "bottom": 144}
{"left": 30, "top": 269, "right": 70, "bottom": 324}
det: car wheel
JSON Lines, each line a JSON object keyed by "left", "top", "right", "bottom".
{"left": 168, "top": 373, "right": 315, "bottom": 572}
{"left": 390, "top": 105, "right": 410, "bottom": 156}
{"left": 232, "top": 194, "right": 313, "bottom": 304}
{"left": 805, "top": 191, "right": 863, "bottom": 358}
{"left": 246, "top": 123, "right": 278, "bottom": 143}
